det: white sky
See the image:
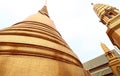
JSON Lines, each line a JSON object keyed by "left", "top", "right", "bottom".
{"left": 0, "top": 0, "right": 119, "bottom": 63}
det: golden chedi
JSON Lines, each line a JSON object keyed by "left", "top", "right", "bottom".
{"left": 93, "top": 4, "right": 120, "bottom": 49}
{"left": 0, "top": 4, "right": 91, "bottom": 76}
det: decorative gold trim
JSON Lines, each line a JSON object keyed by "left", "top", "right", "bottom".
{"left": 13, "top": 21, "right": 61, "bottom": 36}
{"left": 2, "top": 28, "right": 67, "bottom": 47}
{"left": 0, "top": 42, "right": 83, "bottom": 67}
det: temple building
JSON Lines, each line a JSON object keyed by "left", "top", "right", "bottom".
{"left": 93, "top": 3, "right": 120, "bottom": 76}
{"left": 101, "top": 43, "right": 120, "bottom": 76}
{"left": 93, "top": 3, "right": 120, "bottom": 49}
{"left": 83, "top": 49, "right": 120, "bottom": 76}
{"left": 0, "top": 3, "right": 91, "bottom": 76}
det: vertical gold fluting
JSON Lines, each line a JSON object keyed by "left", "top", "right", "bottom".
{"left": 101, "top": 43, "right": 120, "bottom": 76}
{"left": 93, "top": 4, "right": 120, "bottom": 49}
{"left": 0, "top": 4, "right": 91, "bottom": 76}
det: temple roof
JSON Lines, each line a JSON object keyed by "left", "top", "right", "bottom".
{"left": 93, "top": 4, "right": 112, "bottom": 19}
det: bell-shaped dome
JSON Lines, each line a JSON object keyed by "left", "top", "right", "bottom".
{"left": 0, "top": 3, "right": 91, "bottom": 76}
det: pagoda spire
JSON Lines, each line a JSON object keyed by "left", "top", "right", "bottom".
{"left": 101, "top": 43, "right": 110, "bottom": 53}
{"left": 39, "top": 0, "right": 49, "bottom": 17}
{"left": 100, "top": 43, "right": 120, "bottom": 76}
{"left": 93, "top": 4, "right": 120, "bottom": 49}
{"left": 100, "top": 43, "right": 115, "bottom": 61}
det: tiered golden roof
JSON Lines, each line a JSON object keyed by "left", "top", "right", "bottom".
{"left": 93, "top": 4, "right": 112, "bottom": 19}
{"left": 94, "top": 4, "right": 120, "bottom": 49}
{"left": 93, "top": 4, "right": 119, "bottom": 26}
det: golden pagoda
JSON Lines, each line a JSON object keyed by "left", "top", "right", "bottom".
{"left": 93, "top": 4, "right": 120, "bottom": 49}
{"left": 101, "top": 43, "right": 120, "bottom": 76}
{"left": 0, "top": 3, "right": 91, "bottom": 76}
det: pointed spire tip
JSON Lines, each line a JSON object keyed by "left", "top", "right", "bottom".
{"left": 38, "top": 0, "right": 49, "bottom": 18}
{"left": 100, "top": 42, "right": 110, "bottom": 53}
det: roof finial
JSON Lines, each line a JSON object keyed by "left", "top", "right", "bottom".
{"left": 38, "top": 0, "right": 49, "bottom": 17}
{"left": 101, "top": 42, "right": 110, "bottom": 53}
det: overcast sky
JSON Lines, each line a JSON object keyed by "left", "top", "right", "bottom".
{"left": 0, "top": 0, "right": 119, "bottom": 63}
